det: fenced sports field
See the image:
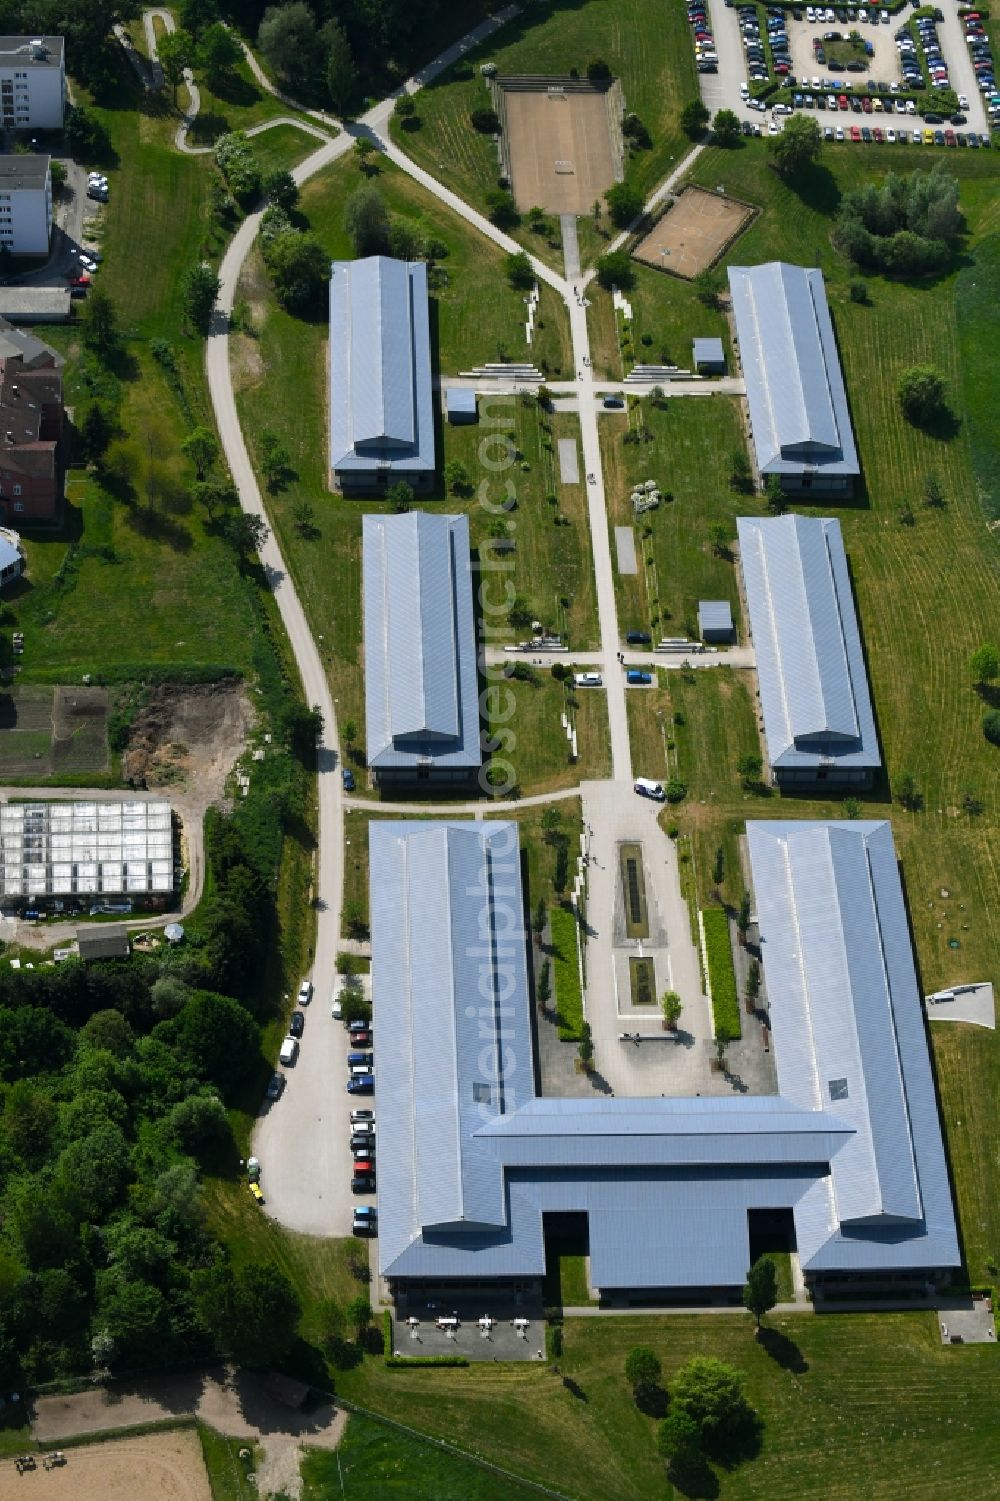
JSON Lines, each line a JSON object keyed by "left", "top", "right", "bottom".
{"left": 493, "top": 77, "right": 624, "bottom": 215}
{"left": 632, "top": 185, "right": 754, "bottom": 279}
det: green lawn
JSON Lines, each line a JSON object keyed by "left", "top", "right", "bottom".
{"left": 550, "top": 901, "right": 584, "bottom": 1040}
{"left": 199, "top": 1427, "right": 260, "bottom": 1501}
{"left": 330, "top": 1309, "right": 1000, "bottom": 1501}
{"left": 391, "top": 0, "right": 698, "bottom": 266}
{"left": 489, "top": 675, "right": 610, "bottom": 794}
{"left": 601, "top": 395, "right": 754, "bottom": 641}
{"left": 303, "top": 1414, "right": 542, "bottom": 1500}
{"left": 589, "top": 259, "right": 733, "bottom": 381}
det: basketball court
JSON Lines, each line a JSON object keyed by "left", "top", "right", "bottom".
{"left": 632, "top": 186, "right": 754, "bottom": 280}
{"left": 502, "top": 86, "right": 618, "bottom": 214}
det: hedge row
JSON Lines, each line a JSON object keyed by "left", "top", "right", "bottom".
{"left": 550, "top": 903, "right": 583, "bottom": 1041}
{"left": 702, "top": 908, "right": 741, "bottom": 1042}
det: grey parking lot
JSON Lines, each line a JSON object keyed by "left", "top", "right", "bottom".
{"left": 387, "top": 1311, "right": 545, "bottom": 1361}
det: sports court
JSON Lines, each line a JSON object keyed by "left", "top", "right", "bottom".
{"left": 632, "top": 186, "right": 754, "bottom": 280}
{"left": 501, "top": 85, "right": 618, "bottom": 214}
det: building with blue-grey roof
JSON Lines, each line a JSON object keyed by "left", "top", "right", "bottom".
{"left": 363, "top": 512, "right": 482, "bottom": 791}
{"left": 729, "top": 262, "right": 859, "bottom": 498}
{"left": 692, "top": 336, "right": 725, "bottom": 374}
{"left": 698, "top": 599, "right": 733, "bottom": 643}
{"left": 369, "top": 816, "right": 958, "bottom": 1304}
{"left": 329, "top": 256, "right": 435, "bottom": 494}
{"left": 737, "top": 513, "right": 880, "bottom": 788}
{"left": 445, "top": 387, "right": 477, "bottom": 424}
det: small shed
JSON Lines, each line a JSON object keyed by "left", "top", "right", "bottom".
{"left": 76, "top": 923, "right": 130, "bottom": 961}
{"left": 698, "top": 599, "right": 734, "bottom": 643}
{"left": 446, "top": 387, "right": 478, "bottom": 424}
{"left": 693, "top": 337, "right": 725, "bottom": 375}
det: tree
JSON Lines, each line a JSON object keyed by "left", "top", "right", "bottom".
{"left": 259, "top": 429, "right": 291, "bottom": 491}
{"left": 81, "top": 286, "right": 119, "bottom": 359}
{"left": 181, "top": 426, "right": 219, "bottom": 480}
{"left": 984, "top": 709, "right": 1000, "bottom": 747}
{"left": 263, "top": 169, "right": 298, "bottom": 211}
{"left": 658, "top": 1409, "right": 701, "bottom": 1469}
{"left": 170, "top": 990, "right": 260, "bottom": 1096}
{"left": 737, "top": 752, "right": 763, "bottom": 790}
{"left": 671, "top": 1355, "right": 753, "bottom": 1441}
{"left": 258, "top": 2, "right": 317, "bottom": 82}
{"left": 347, "top": 1294, "right": 372, "bottom": 1340}
{"left": 192, "top": 478, "right": 237, "bottom": 524}
{"left": 165, "top": 1092, "right": 231, "bottom": 1157}
{"left": 388, "top": 480, "right": 414, "bottom": 511}
{"left": 471, "top": 106, "right": 501, "bottom": 132}
{"left": 661, "top": 991, "right": 683, "bottom": 1030}
{"left": 624, "top": 1345, "right": 662, "bottom": 1401}
{"left": 587, "top": 57, "right": 612, "bottom": 81}
{"left": 197, "top": 23, "right": 242, "bottom": 88}
{"left": 764, "top": 473, "right": 785, "bottom": 514}
{"left": 737, "top": 889, "right": 752, "bottom": 936}
{"left": 894, "top": 770, "right": 923, "bottom": 811}
{"left": 264, "top": 229, "right": 328, "bottom": 313}
{"left": 898, "top": 365, "right": 947, "bottom": 427}
{"left": 80, "top": 401, "right": 114, "bottom": 462}
{"left": 604, "top": 181, "right": 643, "bottom": 227}
{"left": 693, "top": 268, "right": 721, "bottom": 309}
{"left": 354, "top": 136, "right": 380, "bottom": 176}
{"left": 394, "top": 93, "right": 416, "bottom": 122}
{"left": 680, "top": 99, "right": 710, "bottom": 138}
{"left": 713, "top": 108, "right": 741, "bottom": 146}
{"left": 742, "top": 1255, "right": 778, "bottom": 1330}
{"left": 970, "top": 644, "right": 1000, "bottom": 685}
{"left": 65, "top": 105, "right": 111, "bottom": 159}
{"left": 292, "top": 499, "right": 317, "bottom": 537}
{"left": 323, "top": 18, "right": 355, "bottom": 115}
{"left": 344, "top": 184, "right": 390, "bottom": 255}
{"left": 595, "top": 251, "right": 635, "bottom": 291}
{"left": 342, "top": 717, "right": 358, "bottom": 746}
{"left": 769, "top": 113, "right": 822, "bottom": 176}
{"left": 443, "top": 459, "right": 470, "bottom": 495}
{"left": 223, "top": 511, "right": 269, "bottom": 563}
{"left": 709, "top": 521, "right": 730, "bottom": 557}
{"left": 505, "top": 250, "right": 534, "bottom": 290}
{"left": 157, "top": 29, "right": 192, "bottom": 102}
{"left": 182, "top": 262, "right": 220, "bottom": 333}
{"left": 179, "top": 0, "right": 219, "bottom": 34}
{"left": 485, "top": 189, "right": 519, "bottom": 228}
{"left": 194, "top": 1259, "right": 301, "bottom": 1366}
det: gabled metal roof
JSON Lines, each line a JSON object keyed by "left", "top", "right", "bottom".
{"left": 698, "top": 599, "right": 733, "bottom": 635}
{"left": 748, "top": 821, "right": 960, "bottom": 1273}
{"left": 363, "top": 513, "right": 482, "bottom": 770}
{"left": 728, "top": 262, "right": 859, "bottom": 478}
{"left": 737, "top": 514, "right": 880, "bottom": 772}
{"left": 328, "top": 256, "right": 435, "bottom": 475}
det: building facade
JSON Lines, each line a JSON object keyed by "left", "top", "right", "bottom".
{"left": 0, "top": 37, "right": 64, "bottom": 130}
{"left": 729, "top": 262, "right": 860, "bottom": 498}
{"left": 0, "top": 319, "right": 63, "bottom": 521}
{"left": 0, "top": 154, "right": 52, "bottom": 256}
{"left": 328, "top": 256, "right": 435, "bottom": 494}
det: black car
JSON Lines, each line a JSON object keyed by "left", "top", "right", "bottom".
{"left": 861, "top": 125, "right": 872, "bottom": 140}
{"left": 352, "top": 1212, "right": 377, "bottom": 1237}
{"left": 289, "top": 1009, "right": 305, "bottom": 1038}
{"left": 924, "top": 112, "right": 943, "bottom": 124}
{"left": 846, "top": 59, "right": 865, "bottom": 71}
{"left": 626, "top": 630, "right": 652, "bottom": 644}
{"left": 951, "top": 113, "right": 966, "bottom": 125}
{"left": 351, "top": 1173, "right": 376, "bottom": 1193}
{"left": 265, "top": 1072, "right": 285, "bottom": 1101}
{"left": 350, "top": 1133, "right": 374, "bottom": 1151}
{"left": 342, "top": 767, "right": 355, "bottom": 792}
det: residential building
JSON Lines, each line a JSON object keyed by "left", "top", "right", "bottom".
{"left": 0, "top": 154, "right": 51, "bottom": 256}
{"left": 0, "top": 37, "right": 65, "bottom": 130}
{"left": 328, "top": 255, "right": 435, "bottom": 494}
{"left": 728, "top": 262, "right": 860, "bottom": 497}
{"left": 369, "top": 817, "right": 957, "bottom": 1305}
{"left": 737, "top": 513, "right": 880, "bottom": 788}
{"left": 0, "top": 800, "right": 175, "bottom": 906}
{"left": 362, "top": 512, "right": 482, "bottom": 792}
{"left": 692, "top": 336, "right": 725, "bottom": 374}
{"left": 0, "top": 316, "right": 64, "bottom": 522}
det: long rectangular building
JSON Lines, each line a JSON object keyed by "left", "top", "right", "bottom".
{"left": 737, "top": 513, "right": 880, "bottom": 788}
{"left": 328, "top": 255, "right": 435, "bottom": 495}
{"left": 369, "top": 817, "right": 957, "bottom": 1303}
{"left": 729, "top": 262, "right": 859, "bottom": 497}
{"left": 0, "top": 799, "right": 174, "bottom": 902}
{"left": 363, "top": 511, "right": 481, "bottom": 791}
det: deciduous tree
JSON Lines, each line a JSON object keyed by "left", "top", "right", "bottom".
{"left": 742, "top": 1255, "right": 778, "bottom": 1330}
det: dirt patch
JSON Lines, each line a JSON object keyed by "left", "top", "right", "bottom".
{"left": 0, "top": 1430, "right": 212, "bottom": 1501}
{"left": 52, "top": 686, "right": 110, "bottom": 776}
{"left": 633, "top": 187, "right": 754, "bottom": 280}
{"left": 502, "top": 87, "right": 618, "bottom": 214}
{"left": 122, "top": 681, "right": 252, "bottom": 803}
{"left": 231, "top": 330, "right": 265, "bottom": 393}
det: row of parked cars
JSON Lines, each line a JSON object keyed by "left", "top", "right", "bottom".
{"left": 830, "top": 121, "right": 989, "bottom": 143}
{"left": 738, "top": 5, "right": 781, "bottom": 85}
{"left": 959, "top": 8, "right": 999, "bottom": 122}
{"left": 687, "top": 0, "right": 718, "bottom": 73}
{"left": 900, "top": 12, "right": 949, "bottom": 93}
{"left": 264, "top": 978, "right": 315, "bottom": 1100}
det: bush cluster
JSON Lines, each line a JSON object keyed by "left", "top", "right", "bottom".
{"left": 549, "top": 904, "right": 584, "bottom": 1041}
{"left": 214, "top": 133, "right": 262, "bottom": 209}
{"left": 702, "top": 908, "right": 741, "bottom": 1041}
{"left": 834, "top": 165, "right": 962, "bottom": 276}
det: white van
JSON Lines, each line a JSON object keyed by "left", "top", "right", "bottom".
{"left": 634, "top": 778, "right": 666, "bottom": 802}
{"left": 279, "top": 1036, "right": 299, "bottom": 1066}
{"left": 574, "top": 672, "right": 603, "bottom": 687}
{"left": 350, "top": 1062, "right": 373, "bottom": 1079}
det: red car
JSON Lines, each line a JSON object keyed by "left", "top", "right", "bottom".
{"left": 851, "top": 124, "right": 862, "bottom": 141}
{"left": 68, "top": 273, "right": 90, "bottom": 286}
{"left": 838, "top": 93, "right": 849, "bottom": 109}
{"left": 872, "top": 125, "right": 883, "bottom": 142}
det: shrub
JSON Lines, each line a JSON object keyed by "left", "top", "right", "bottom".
{"left": 214, "top": 132, "right": 261, "bottom": 208}
{"left": 984, "top": 710, "right": 1000, "bottom": 747}
{"left": 595, "top": 251, "right": 635, "bottom": 290}
{"left": 898, "top": 365, "right": 947, "bottom": 427}
{"left": 702, "top": 908, "right": 741, "bottom": 1041}
{"left": 550, "top": 904, "right": 583, "bottom": 1041}
{"left": 664, "top": 777, "right": 687, "bottom": 803}
{"left": 471, "top": 107, "right": 500, "bottom": 133}
{"left": 604, "top": 181, "right": 643, "bottom": 228}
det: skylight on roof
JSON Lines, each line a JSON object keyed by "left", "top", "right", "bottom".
{"left": 828, "top": 1077, "right": 849, "bottom": 1102}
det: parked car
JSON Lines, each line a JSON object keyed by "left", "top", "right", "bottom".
{"left": 351, "top": 1120, "right": 376, "bottom": 1139}
{"left": 289, "top": 1010, "right": 305, "bottom": 1038}
{"left": 347, "top": 1074, "right": 374, "bottom": 1094}
{"left": 350, "top": 1132, "right": 374, "bottom": 1150}
{"left": 297, "top": 978, "right": 314, "bottom": 1005}
{"left": 350, "top": 1108, "right": 375, "bottom": 1124}
{"left": 342, "top": 767, "right": 355, "bottom": 791}
{"left": 279, "top": 1035, "right": 299, "bottom": 1066}
{"left": 626, "top": 670, "right": 653, "bottom": 685}
{"left": 347, "top": 1049, "right": 374, "bottom": 1068}
{"left": 265, "top": 1072, "right": 285, "bottom": 1101}
{"left": 353, "top": 1207, "right": 377, "bottom": 1235}
{"left": 348, "top": 1019, "right": 370, "bottom": 1034}
{"left": 574, "top": 672, "right": 602, "bottom": 687}
{"left": 351, "top": 1172, "right": 376, "bottom": 1193}
{"left": 634, "top": 777, "right": 666, "bottom": 801}
{"left": 625, "top": 630, "right": 652, "bottom": 644}
{"left": 68, "top": 274, "right": 90, "bottom": 286}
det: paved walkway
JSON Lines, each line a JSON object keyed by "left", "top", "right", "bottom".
{"left": 925, "top": 981, "right": 995, "bottom": 1030}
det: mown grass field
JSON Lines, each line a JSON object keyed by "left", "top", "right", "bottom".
{"left": 329, "top": 1309, "right": 1000, "bottom": 1501}
{"left": 490, "top": 675, "right": 611, "bottom": 794}
{"left": 199, "top": 1426, "right": 260, "bottom": 1501}
{"left": 303, "top": 1415, "right": 542, "bottom": 1500}
{"left": 588, "top": 256, "right": 733, "bottom": 380}
{"left": 391, "top": 0, "right": 698, "bottom": 264}
{"left": 601, "top": 394, "right": 753, "bottom": 640}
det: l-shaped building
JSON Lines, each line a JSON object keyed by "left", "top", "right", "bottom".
{"left": 369, "top": 816, "right": 958, "bottom": 1305}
